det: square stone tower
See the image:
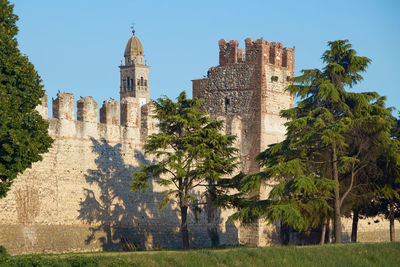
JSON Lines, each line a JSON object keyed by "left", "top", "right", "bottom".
{"left": 192, "top": 38, "right": 295, "bottom": 245}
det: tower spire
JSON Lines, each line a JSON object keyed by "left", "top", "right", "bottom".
{"left": 120, "top": 26, "right": 150, "bottom": 106}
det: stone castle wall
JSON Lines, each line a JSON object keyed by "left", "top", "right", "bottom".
{"left": 0, "top": 37, "right": 398, "bottom": 255}
{"left": 0, "top": 92, "right": 239, "bottom": 255}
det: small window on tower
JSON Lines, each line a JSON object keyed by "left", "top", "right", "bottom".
{"left": 144, "top": 80, "right": 147, "bottom": 86}
{"left": 131, "top": 79, "right": 134, "bottom": 89}
{"left": 137, "top": 79, "right": 140, "bottom": 86}
{"left": 127, "top": 77, "right": 130, "bottom": 91}
{"left": 123, "top": 80, "right": 126, "bottom": 91}
{"left": 225, "top": 97, "right": 230, "bottom": 112}
{"left": 140, "top": 77, "right": 144, "bottom": 86}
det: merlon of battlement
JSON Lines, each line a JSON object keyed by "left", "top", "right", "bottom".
{"left": 219, "top": 39, "right": 239, "bottom": 66}
{"left": 100, "top": 99, "right": 119, "bottom": 125}
{"left": 36, "top": 93, "right": 48, "bottom": 118}
{"left": 120, "top": 97, "right": 140, "bottom": 127}
{"left": 53, "top": 92, "right": 74, "bottom": 120}
{"left": 77, "top": 96, "right": 98, "bottom": 123}
{"left": 219, "top": 38, "right": 295, "bottom": 72}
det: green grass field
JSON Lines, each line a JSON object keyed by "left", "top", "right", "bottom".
{"left": 1, "top": 242, "right": 399, "bottom": 267}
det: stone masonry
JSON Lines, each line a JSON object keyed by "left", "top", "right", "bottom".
{"left": 0, "top": 35, "right": 398, "bottom": 255}
{"left": 0, "top": 93, "right": 241, "bottom": 254}
{"left": 0, "top": 33, "right": 239, "bottom": 255}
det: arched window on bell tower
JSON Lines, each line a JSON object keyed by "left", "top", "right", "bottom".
{"left": 140, "top": 77, "right": 144, "bottom": 86}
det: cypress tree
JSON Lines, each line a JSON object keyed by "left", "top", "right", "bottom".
{"left": 0, "top": 0, "right": 53, "bottom": 198}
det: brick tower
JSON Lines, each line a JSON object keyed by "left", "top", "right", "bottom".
{"left": 192, "top": 38, "right": 295, "bottom": 246}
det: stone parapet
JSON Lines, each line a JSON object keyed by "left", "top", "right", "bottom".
{"left": 217, "top": 38, "right": 296, "bottom": 73}
{"left": 39, "top": 92, "right": 156, "bottom": 142}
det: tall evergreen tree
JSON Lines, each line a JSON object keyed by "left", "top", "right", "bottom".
{"left": 342, "top": 98, "right": 398, "bottom": 242}
{"left": 0, "top": 0, "right": 53, "bottom": 198}
{"left": 131, "top": 91, "right": 237, "bottom": 249}
{"left": 218, "top": 40, "right": 396, "bottom": 244}
{"left": 360, "top": 114, "right": 400, "bottom": 242}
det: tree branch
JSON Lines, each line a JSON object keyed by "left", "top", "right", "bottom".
{"left": 340, "top": 163, "right": 367, "bottom": 206}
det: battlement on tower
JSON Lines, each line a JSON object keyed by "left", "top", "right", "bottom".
{"left": 193, "top": 36, "right": 295, "bottom": 173}
{"left": 218, "top": 38, "right": 294, "bottom": 72}
{"left": 36, "top": 92, "right": 158, "bottom": 144}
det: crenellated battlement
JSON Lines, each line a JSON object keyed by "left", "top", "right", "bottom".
{"left": 219, "top": 38, "right": 295, "bottom": 72}
{"left": 194, "top": 37, "right": 296, "bottom": 175}
{"left": 37, "top": 91, "right": 158, "bottom": 143}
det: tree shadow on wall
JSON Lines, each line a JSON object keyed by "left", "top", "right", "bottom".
{"left": 77, "top": 137, "right": 181, "bottom": 251}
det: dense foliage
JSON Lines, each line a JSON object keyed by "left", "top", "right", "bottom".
{"left": 131, "top": 91, "right": 237, "bottom": 249}
{"left": 0, "top": 0, "right": 53, "bottom": 198}
{"left": 218, "top": 40, "right": 400, "bottom": 244}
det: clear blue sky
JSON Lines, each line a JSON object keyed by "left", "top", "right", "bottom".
{"left": 12, "top": 0, "right": 400, "bottom": 115}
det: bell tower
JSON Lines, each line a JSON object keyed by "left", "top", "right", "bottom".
{"left": 119, "top": 28, "right": 150, "bottom": 107}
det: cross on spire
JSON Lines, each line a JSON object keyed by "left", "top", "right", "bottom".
{"left": 130, "top": 22, "right": 135, "bottom": 36}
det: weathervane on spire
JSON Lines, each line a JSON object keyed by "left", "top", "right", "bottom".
{"left": 130, "top": 22, "right": 135, "bottom": 36}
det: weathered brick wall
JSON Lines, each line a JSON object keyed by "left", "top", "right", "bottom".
{"left": 0, "top": 93, "right": 239, "bottom": 255}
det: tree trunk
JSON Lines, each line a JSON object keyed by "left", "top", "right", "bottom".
{"left": 325, "top": 219, "right": 331, "bottom": 244}
{"left": 206, "top": 184, "right": 220, "bottom": 247}
{"left": 280, "top": 222, "right": 290, "bottom": 245}
{"left": 351, "top": 208, "right": 359, "bottom": 243}
{"left": 181, "top": 206, "right": 189, "bottom": 249}
{"left": 320, "top": 221, "right": 327, "bottom": 245}
{"left": 332, "top": 144, "right": 342, "bottom": 243}
{"left": 389, "top": 203, "right": 395, "bottom": 242}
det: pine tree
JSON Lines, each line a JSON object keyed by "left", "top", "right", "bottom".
{"left": 218, "top": 40, "right": 396, "bottom": 244}
{"left": 360, "top": 114, "right": 400, "bottom": 242}
{"left": 0, "top": 0, "right": 53, "bottom": 198}
{"left": 131, "top": 91, "right": 237, "bottom": 249}
{"left": 342, "top": 100, "right": 398, "bottom": 242}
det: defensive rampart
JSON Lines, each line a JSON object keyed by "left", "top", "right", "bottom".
{"left": 0, "top": 92, "right": 239, "bottom": 254}
{"left": 0, "top": 37, "right": 398, "bottom": 255}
